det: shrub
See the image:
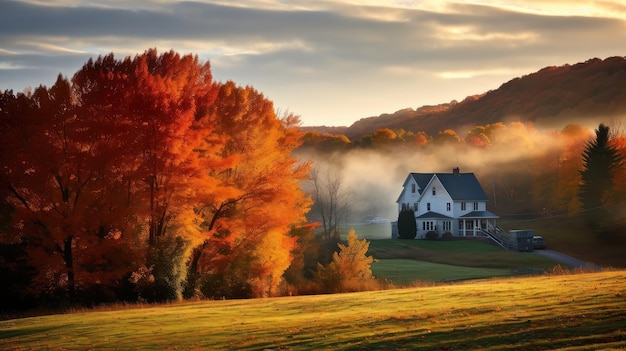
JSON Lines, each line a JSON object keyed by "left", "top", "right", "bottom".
{"left": 425, "top": 231, "right": 439, "bottom": 241}
{"left": 397, "top": 209, "right": 417, "bottom": 239}
{"left": 135, "top": 234, "right": 190, "bottom": 302}
{"left": 315, "top": 229, "right": 376, "bottom": 293}
{"left": 441, "top": 232, "right": 454, "bottom": 241}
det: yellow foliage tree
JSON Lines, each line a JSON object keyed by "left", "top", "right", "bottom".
{"left": 316, "top": 228, "right": 375, "bottom": 293}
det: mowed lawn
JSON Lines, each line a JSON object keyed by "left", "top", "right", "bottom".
{"left": 1, "top": 271, "right": 625, "bottom": 350}
{"left": 372, "top": 259, "right": 512, "bottom": 284}
{"left": 368, "top": 239, "right": 561, "bottom": 283}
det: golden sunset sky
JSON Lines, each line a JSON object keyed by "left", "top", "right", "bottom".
{"left": 1, "top": 0, "right": 625, "bottom": 126}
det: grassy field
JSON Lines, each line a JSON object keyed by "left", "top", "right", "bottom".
{"left": 2, "top": 270, "right": 625, "bottom": 350}
{"left": 368, "top": 239, "right": 560, "bottom": 283}
{"left": 368, "top": 239, "right": 558, "bottom": 269}
{"left": 346, "top": 214, "right": 626, "bottom": 268}
{"left": 372, "top": 259, "right": 512, "bottom": 284}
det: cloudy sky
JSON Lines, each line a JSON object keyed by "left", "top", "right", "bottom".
{"left": 1, "top": 1, "right": 625, "bottom": 126}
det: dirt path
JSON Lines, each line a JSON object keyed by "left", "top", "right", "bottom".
{"left": 533, "top": 249, "right": 602, "bottom": 270}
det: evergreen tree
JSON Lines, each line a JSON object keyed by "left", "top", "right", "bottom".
{"left": 397, "top": 208, "right": 417, "bottom": 239}
{"left": 579, "top": 124, "right": 623, "bottom": 235}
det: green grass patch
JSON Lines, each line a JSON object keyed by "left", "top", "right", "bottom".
{"left": 342, "top": 222, "right": 392, "bottom": 240}
{"left": 1, "top": 271, "right": 625, "bottom": 350}
{"left": 367, "top": 239, "right": 558, "bottom": 271}
{"left": 369, "top": 238, "right": 503, "bottom": 252}
{"left": 372, "top": 259, "right": 511, "bottom": 284}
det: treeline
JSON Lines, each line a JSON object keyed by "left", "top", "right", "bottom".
{"left": 299, "top": 122, "right": 626, "bottom": 228}
{"left": 0, "top": 49, "right": 375, "bottom": 312}
{"left": 313, "top": 56, "right": 626, "bottom": 139}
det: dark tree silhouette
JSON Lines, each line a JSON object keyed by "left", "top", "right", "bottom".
{"left": 579, "top": 123, "right": 623, "bottom": 235}
{"left": 397, "top": 208, "right": 417, "bottom": 239}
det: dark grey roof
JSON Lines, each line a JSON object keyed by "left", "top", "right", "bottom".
{"left": 416, "top": 211, "right": 453, "bottom": 219}
{"left": 459, "top": 210, "right": 499, "bottom": 218}
{"left": 410, "top": 172, "right": 488, "bottom": 201}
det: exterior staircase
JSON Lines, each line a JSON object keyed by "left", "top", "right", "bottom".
{"left": 480, "top": 226, "right": 512, "bottom": 250}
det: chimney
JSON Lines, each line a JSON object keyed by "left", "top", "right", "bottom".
{"left": 453, "top": 167, "right": 460, "bottom": 175}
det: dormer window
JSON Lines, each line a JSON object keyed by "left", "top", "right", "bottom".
{"left": 411, "top": 184, "right": 416, "bottom": 193}
{"left": 432, "top": 187, "right": 436, "bottom": 196}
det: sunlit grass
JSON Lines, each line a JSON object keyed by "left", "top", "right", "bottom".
{"left": 1, "top": 271, "right": 624, "bottom": 350}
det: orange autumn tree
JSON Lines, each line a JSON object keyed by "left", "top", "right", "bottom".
{"left": 188, "top": 82, "right": 312, "bottom": 298}
{"left": 0, "top": 77, "right": 140, "bottom": 301}
{"left": 71, "top": 50, "right": 238, "bottom": 301}
{"left": 2, "top": 49, "right": 312, "bottom": 302}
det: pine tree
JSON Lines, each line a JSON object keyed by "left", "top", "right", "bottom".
{"left": 579, "top": 124, "right": 623, "bottom": 235}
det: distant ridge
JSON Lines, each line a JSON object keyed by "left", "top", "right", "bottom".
{"left": 303, "top": 56, "right": 626, "bottom": 139}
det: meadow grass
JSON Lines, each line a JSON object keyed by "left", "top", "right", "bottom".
{"left": 372, "top": 259, "right": 512, "bottom": 284}
{"left": 1, "top": 270, "right": 625, "bottom": 350}
{"left": 368, "top": 239, "right": 559, "bottom": 271}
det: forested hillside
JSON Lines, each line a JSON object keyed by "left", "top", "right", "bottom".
{"left": 304, "top": 56, "right": 626, "bottom": 139}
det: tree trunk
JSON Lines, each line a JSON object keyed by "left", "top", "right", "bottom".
{"left": 64, "top": 236, "right": 75, "bottom": 300}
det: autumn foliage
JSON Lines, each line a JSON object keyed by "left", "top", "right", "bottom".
{"left": 0, "top": 49, "right": 312, "bottom": 306}
{"left": 315, "top": 228, "right": 376, "bottom": 293}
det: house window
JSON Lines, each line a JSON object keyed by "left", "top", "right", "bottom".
{"left": 461, "top": 202, "right": 466, "bottom": 211}
{"left": 432, "top": 187, "right": 436, "bottom": 196}
{"left": 411, "top": 184, "right": 416, "bottom": 193}
{"left": 413, "top": 202, "right": 418, "bottom": 212}
{"left": 473, "top": 202, "right": 479, "bottom": 210}
{"left": 446, "top": 202, "right": 451, "bottom": 211}
{"left": 427, "top": 203, "right": 431, "bottom": 211}
{"left": 443, "top": 221, "right": 451, "bottom": 231}
{"left": 424, "top": 221, "right": 433, "bottom": 231}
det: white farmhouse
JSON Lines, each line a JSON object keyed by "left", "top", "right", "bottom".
{"left": 393, "top": 167, "right": 499, "bottom": 239}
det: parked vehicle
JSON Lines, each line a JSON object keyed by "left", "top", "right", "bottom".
{"left": 533, "top": 236, "right": 546, "bottom": 249}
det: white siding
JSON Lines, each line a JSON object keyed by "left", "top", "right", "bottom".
{"left": 396, "top": 172, "right": 496, "bottom": 239}
{"left": 419, "top": 177, "right": 452, "bottom": 215}
{"left": 454, "top": 200, "right": 487, "bottom": 216}
{"left": 397, "top": 177, "right": 421, "bottom": 213}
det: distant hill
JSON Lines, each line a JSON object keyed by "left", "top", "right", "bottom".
{"left": 303, "top": 56, "right": 626, "bottom": 139}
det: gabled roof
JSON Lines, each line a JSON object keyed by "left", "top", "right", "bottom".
{"left": 408, "top": 172, "right": 488, "bottom": 201}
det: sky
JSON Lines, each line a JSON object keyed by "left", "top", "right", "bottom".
{"left": 1, "top": 1, "right": 625, "bottom": 127}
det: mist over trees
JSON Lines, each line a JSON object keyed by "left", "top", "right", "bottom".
{"left": 309, "top": 166, "right": 352, "bottom": 244}
{"left": 308, "top": 56, "right": 626, "bottom": 140}
{"left": 297, "top": 120, "right": 626, "bottom": 237}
